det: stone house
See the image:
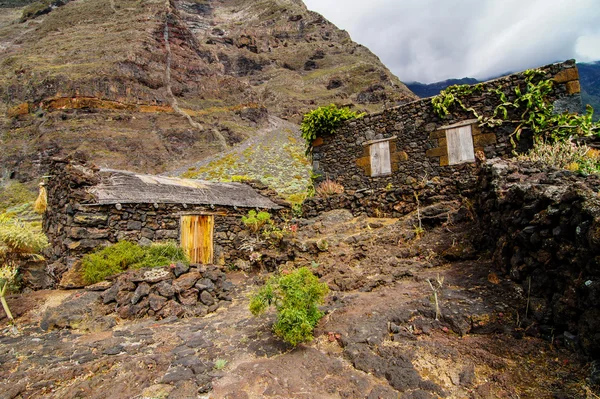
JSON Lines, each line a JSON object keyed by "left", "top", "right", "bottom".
{"left": 43, "top": 156, "right": 282, "bottom": 279}
{"left": 307, "top": 60, "right": 582, "bottom": 217}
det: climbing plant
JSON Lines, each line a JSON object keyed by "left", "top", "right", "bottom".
{"left": 431, "top": 69, "right": 600, "bottom": 146}
{"left": 431, "top": 83, "right": 484, "bottom": 119}
{"left": 301, "top": 104, "right": 364, "bottom": 155}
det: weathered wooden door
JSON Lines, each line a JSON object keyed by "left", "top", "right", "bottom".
{"left": 180, "top": 215, "right": 214, "bottom": 264}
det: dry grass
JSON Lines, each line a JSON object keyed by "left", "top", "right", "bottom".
{"left": 316, "top": 179, "right": 344, "bottom": 197}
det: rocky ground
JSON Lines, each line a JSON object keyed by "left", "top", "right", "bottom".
{"left": 1, "top": 209, "right": 598, "bottom": 399}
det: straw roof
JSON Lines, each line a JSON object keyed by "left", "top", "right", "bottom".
{"left": 87, "top": 169, "right": 281, "bottom": 209}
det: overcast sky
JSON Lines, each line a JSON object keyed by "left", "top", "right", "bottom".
{"left": 302, "top": 0, "right": 600, "bottom": 83}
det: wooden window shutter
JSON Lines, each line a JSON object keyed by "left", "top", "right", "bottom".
{"left": 446, "top": 126, "right": 475, "bottom": 165}
{"left": 370, "top": 141, "right": 392, "bottom": 177}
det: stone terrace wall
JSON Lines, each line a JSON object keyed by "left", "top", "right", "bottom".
{"left": 98, "top": 263, "right": 232, "bottom": 320}
{"left": 311, "top": 60, "right": 581, "bottom": 210}
{"left": 476, "top": 159, "right": 600, "bottom": 358}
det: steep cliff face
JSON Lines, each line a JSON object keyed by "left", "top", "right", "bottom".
{"left": 0, "top": 0, "right": 417, "bottom": 181}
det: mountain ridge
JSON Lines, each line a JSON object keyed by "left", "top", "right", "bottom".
{"left": 0, "top": 0, "right": 417, "bottom": 183}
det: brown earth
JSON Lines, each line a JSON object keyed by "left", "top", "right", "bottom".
{"left": 1, "top": 209, "right": 596, "bottom": 399}
{"left": 0, "top": 0, "right": 417, "bottom": 182}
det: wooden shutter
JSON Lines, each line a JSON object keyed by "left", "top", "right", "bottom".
{"left": 446, "top": 126, "right": 475, "bottom": 165}
{"left": 180, "top": 215, "right": 214, "bottom": 264}
{"left": 370, "top": 141, "right": 392, "bottom": 176}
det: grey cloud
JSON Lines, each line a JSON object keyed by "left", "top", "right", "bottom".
{"left": 303, "top": 0, "right": 600, "bottom": 83}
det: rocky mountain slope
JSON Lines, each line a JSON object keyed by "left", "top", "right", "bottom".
{"left": 0, "top": 0, "right": 417, "bottom": 183}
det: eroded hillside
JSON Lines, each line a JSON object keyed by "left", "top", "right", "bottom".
{"left": 0, "top": 0, "right": 417, "bottom": 182}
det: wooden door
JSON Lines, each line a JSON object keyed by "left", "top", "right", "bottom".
{"left": 180, "top": 215, "right": 214, "bottom": 264}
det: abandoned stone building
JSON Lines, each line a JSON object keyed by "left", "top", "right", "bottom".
{"left": 304, "top": 60, "right": 583, "bottom": 217}
{"left": 43, "top": 157, "right": 282, "bottom": 278}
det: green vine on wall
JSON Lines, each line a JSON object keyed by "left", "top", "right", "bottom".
{"left": 301, "top": 104, "right": 364, "bottom": 155}
{"left": 431, "top": 69, "right": 599, "bottom": 146}
{"left": 431, "top": 83, "right": 484, "bottom": 119}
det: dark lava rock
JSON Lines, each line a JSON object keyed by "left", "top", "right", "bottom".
{"left": 173, "top": 272, "right": 201, "bottom": 292}
{"left": 102, "top": 283, "right": 120, "bottom": 304}
{"left": 178, "top": 288, "right": 200, "bottom": 306}
{"left": 158, "top": 300, "right": 185, "bottom": 319}
{"left": 172, "top": 262, "right": 190, "bottom": 278}
{"left": 200, "top": 291, "right": 215, "bottom": 306}
{"left": 195, "top": 278, "right": 215, "bottom": 292}
{"left": 131, "top": 283, "right": 151, "bottom": 305}
{"left": 148, "top": 294, "right": 167, "bottom": 312}
{"left": 103, "top": 345, "right": 124, "bottom": 355}
{"left": 155, "top": 281, "right": 176, "bottom": 298}
{"left": 160, "top": 366, "right": 194, "bottom": 384}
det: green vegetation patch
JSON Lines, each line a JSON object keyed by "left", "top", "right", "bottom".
{"left": 0, "top": 182, "right": 36, "bottom": 214}
{"left": 301, "top": 104, "right": 364, "bottom": 154}
{"left": 250, "top": 267, "right": 329, "bottom": 346}
{"left": 81, "top": 241, "right": 189, "bottom": 284}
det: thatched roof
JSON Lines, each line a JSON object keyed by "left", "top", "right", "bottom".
{"left": 87, "top": 169, "right": 281, "bottom": 209}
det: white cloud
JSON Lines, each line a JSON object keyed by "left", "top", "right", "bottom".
{"left": 303, "top": 0, "right": 600, "bottom": 83}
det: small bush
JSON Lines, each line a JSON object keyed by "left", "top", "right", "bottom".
{"left": 316, "top": 179, "right": 344, "bottom": 197}
{"left": 517, "top": 140, "right": 600, "bottom": 175}
{"left": 81, "top": 241, "right": 188, "bottom": 284}
{"left": 241, "top": 210, "right": 271, "bottom": 234}
{"left": 249, "top": 267, "right": 329, "bottom": 346}
{"left": 214, "top": 359, "right": 228, "bottom": 370}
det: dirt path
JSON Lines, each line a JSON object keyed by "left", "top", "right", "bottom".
{"left": 0, "top": 212, "right": 596, "bottom": 398}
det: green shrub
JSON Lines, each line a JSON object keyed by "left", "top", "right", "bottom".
{"left": 249, "top": 267, "right": 329, "bottom": 346}
{"left": 241, "top": 210, "right": 271, "bottom": 235}
{"left": 81, "top": 241, "right": 188, "bottom": 284}
{"left": 301, "top": 104, "right": 364, "bottom": 154}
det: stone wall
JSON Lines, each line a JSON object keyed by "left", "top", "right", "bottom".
{"left": 311, "top": 60, "right": 581, "bottom": 205}
{"left": 97, "top": 263, "right": 232, "bottom": 320}
{"left": 302, "top": 177, "right": 461, "bottom": 218}
{"left": 43, "top": 157, "right": 284, "bottom": 281}
{"left": 476, "top": 159, "right": 600, "bottom": 357}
